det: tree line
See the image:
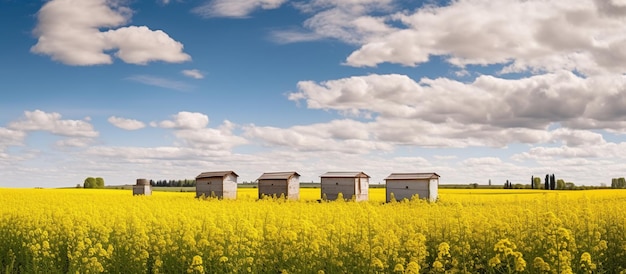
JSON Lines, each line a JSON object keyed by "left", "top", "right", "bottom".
{"left": 502, "top": 174, "right": 576, "bottom": 190}
{"left": 151, "top": 179, "right": 196, "bottom": 187}
{"left": 611, "top": 177, "right": 626, "bottom": 189}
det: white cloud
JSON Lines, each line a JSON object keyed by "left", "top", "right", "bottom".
{"left": 108, "top": 116, "right": 146, "bottom": 130}
{"left": 8, "top": 110, "right": 98, "bottom": 138}
{"left": 290, "top": 72, "right": 626, "bottom": 132}
{"left": 182, "top": 69, "right": 205, "bottom": 79}
{"left": 272, "top": 0, "right": 395, "bottom": 44}
{"left": 55, "top": 138, "right": 94, "bottom": 148}
{"left": 344, "top": 0, "right": 626, "bottom": 75}
{"left": 31, "top": 0, "right": 190, "bottom": 66}
{"left": 193, "top": 0, "right": 288, "bottom": 18}
{"left": 0, "top": 127, "right": 26, "bottom": 149}
{"left": 128, "top": 75, "right": 193, "bottom": 91}
{"left": 158, "top": 112, "right": 210, "bottom": 129}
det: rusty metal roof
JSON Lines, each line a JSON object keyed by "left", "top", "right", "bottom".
{"left": 196, "top": 171, "right": 239, "bottom": 179}
{"left": 257, "top": 172, "right": 300, "bottom": 180}
{"left": 385, "top": 173, "right": 440, "bottom": 180}
{"left": 320, "top": 171, "right": 370, "bottom": 178}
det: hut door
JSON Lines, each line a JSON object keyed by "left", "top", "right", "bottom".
{"left": 357, "top": 177, "right": 361, "bottom": 194}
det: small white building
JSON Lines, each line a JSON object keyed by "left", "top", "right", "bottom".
{"left": 195, "top": 171, "right": 238, "bottom": 199}
{"left": 257, "top": 172, "right": 300, "bottom": 200}
{"left": 385, "top": 173, "right": 439, "bottom": 202}
{"left": 320, "top": 172, "right": 369, "bottom": 201}
{"left": 133, "top": 178, "right": 152, "bottom": 196}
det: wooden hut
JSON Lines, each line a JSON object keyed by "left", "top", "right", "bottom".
{"left": 320, "top": 172, "right": 369, "bottom": 201}
{"left": 385, "top": 173, "right": 439, "bottom": 202}
{"left": 195, "top": 171, "right": 238, "bottom": 199}
{"left": 133, "top": 178, "right": 152, "bottom": 196}
{"left": 256, "top": 172, "right": 300, "bottom": 200}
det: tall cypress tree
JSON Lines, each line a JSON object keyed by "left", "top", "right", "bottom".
{"left": 550, "top": 174, "right": 556, "bottom": 190}
{"left": 545, "top": 174, "right": 549, "bottom": 190}
{"left": 531, "top": 176, "right": 534, "bottom": 189}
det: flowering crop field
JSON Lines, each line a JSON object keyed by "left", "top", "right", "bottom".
{"left": 1, "top": 188, "right": 625, "bottom": 273}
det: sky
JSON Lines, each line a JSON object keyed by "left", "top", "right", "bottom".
{"left": 1, "top": 0, "right": 626, "bottom": 188}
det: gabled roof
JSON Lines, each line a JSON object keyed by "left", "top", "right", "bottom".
{"left": 385, "top": 173, "right": 440, "bottom": 180}
{"left": 196, "top": 171, "right": 239, "bottom": 179}
{"left": 257, "top": 171, "right": 300, "bottom": 180}
{"left": 320, "top": 171, "right": 370, "bottom": 178}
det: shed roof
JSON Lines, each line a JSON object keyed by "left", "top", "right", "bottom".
{"left": 257, "top": 172, "right": 300, "bottom": 180}
{"left": 320, "top": 171, "right": 370, "bottom": 178}
{"left": 385, "top": 173, "right": 440, "bottom": 180}
{"left": 196, "top": 171, "right": 239, "bottom": 179}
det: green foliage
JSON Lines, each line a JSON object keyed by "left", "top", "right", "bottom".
{"left": 95, "top": 177, "right": 105, "bottom": 188}
{"left": 83, "top": 177, "right": 96, "bottom": 188}
{"left": 611, "top": 177, "right": 626, "bottom": 189}
{"left": 83, "top": 177, "right": 104, "bottom": 189}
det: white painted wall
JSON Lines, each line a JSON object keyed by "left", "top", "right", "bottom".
{"left": 429, "top": 178, "right": 439, "bottom": 201}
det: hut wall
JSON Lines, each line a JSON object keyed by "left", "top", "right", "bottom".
{"left": 321, "top": 177, "right": 358, "bottom": 201}
{"left": 222, "top": 173, "right": 238, "bottom": 199}
{"left": 287, "top": 176, "right": 299, "bottom": 200}
{"left": 355, "top": 176, "right": 368, "bottom": 201}
{"left": 386, "top": 179, "right": 429, "bottom": 202}
{"left": 133, "top": 185, "right": 152, "bottom": 196}
{"left": 258, "top": 179, "right": 288, "bottom": 199}
{"left": 196, "top": 177, "right": 225, "bottom": 198}
{"left": 428, "top": 178, "right": 439, "bottom": 201}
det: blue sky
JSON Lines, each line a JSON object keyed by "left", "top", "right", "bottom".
{"left": 2, "top": 0, "right": 626, "bottom": 187}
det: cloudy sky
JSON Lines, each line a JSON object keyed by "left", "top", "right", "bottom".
{"left": 2, "top": 0, "right": 626, "bottom": 187}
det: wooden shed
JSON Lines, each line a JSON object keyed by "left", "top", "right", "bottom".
{"left": 385, "top": 173, "right": 439, "bottom": 202}
{"left": 195, "top": 171, "right": 238, "bottom": 199}
{"left": 320, "top": 172, "right": 369, "bottom": 201}
{"left": 133, "top": 178, "right": 152, "bottom": 196}
{"left": 256, "top": 172, "right": 300, "bottom": 200}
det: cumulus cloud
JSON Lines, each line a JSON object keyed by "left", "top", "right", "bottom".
{"left": 344, "top": 0, "right": 626, "bottom": 75}
{"left": 31, "top": 0, "right": 190, "bottom": 65}
{"left": 244, "top": 121, "right": 393, "bottom": 154}
{"left": 108, "top": 116, "right": 146, "bottom": 130}
{"left": 157, "top": 112, "right": 210, "bottom": 129}
{"left": 272, "top": 0, "right": 395, "bottom": 44}
{"left": 155, "top": 112, "right": 248, "bottom": 149}
{"left": 282, "top": 71, "right": 626, "bottom": 150}
{"left": 193, "top": 0, "right": 288, "bottom": 18}
{"left": 182, "top": 69, "right": 204, "bottom": 79}
{"left": 0, "top": 127, "right": 26, "bottom": 149}
{"left": 8, "top": 110, "right": 98, "bottom": 138}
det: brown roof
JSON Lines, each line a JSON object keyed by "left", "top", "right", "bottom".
{"left": 385, "top": 173, "right": 440, "bottom": 180}
{"left": 196, "top": 171, "right": 239, "bottom": 179}
{"left": 320, "top": 171, "right": 370, "bottom": 178}
{"left": 257, "top": 172, "right": 300, "bottom": 180}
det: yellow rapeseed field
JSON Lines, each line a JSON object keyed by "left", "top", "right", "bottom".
{"left": 1, "top": 187, "right": 625, "bottom": 273}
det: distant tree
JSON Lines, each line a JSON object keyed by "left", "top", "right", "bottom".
{"left": 533, "top": 177, "right": 542, "bottom": 189}
{"left": 550, "top": 174, "right": 556, "bottom": 190}
{"left": 556, "top": 179, "right": 565, "bottom": 190}
{"left": 565, "top": 182, "right": 575, "bottom": 190}
{"left": 489, "top": 179, "right": 492, "bottom": 186}
{"left": 531, "top": 176, "right": 534, "bottom": 189}
{"left": 545, "top": 174, "right": 550, "bottom": 190}
{"left": 95, "top": 177, "right": 105, "bottom": 188}
{"left": 619, "top": 178, "right": 626, "bottom": 189}
{"left": 84, "top": 177, "right": 96, "bottom": 188}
